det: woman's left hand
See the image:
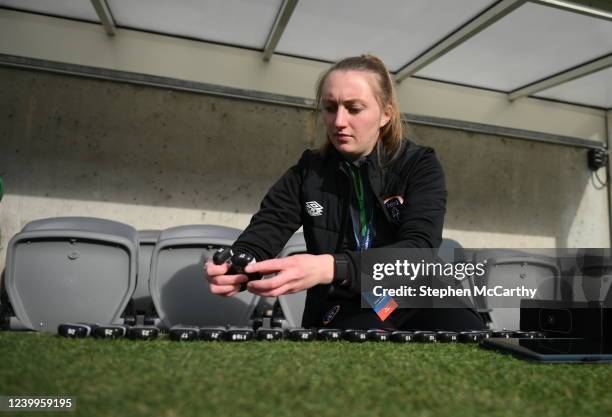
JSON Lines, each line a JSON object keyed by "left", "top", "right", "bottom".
{"left": 244, "top": 254, "right": 335, "bottom": 297}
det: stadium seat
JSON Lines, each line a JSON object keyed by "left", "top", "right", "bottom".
{"left": 471, "top": 249, "right": 560, "bottom": 330}
{"left": 4, "top": 217, "right": 138, "bottom": 332}
{"left": 149, "top": 224, "right": 259, "bottom": 329}
{"left": 571, "top": 249, "right": 612, "bottom": 303}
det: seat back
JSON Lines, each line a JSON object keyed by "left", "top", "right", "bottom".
{"left": 149, "top": 224, "right": 259, "bottom": 329}
{"left": 472, "top": 249, "right": 560, "bottom": 330}
{"left": 5, "top": 217, "right": 138, "bottom": 332}
{"left": 572, "top": 249, "right": 612, "bottom": 303}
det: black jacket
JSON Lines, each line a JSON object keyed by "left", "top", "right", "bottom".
{"left": 233, "top": 138, "right": 447, "bottom": 327}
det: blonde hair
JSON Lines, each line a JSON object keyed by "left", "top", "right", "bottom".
{"left": 313, "top": 54, "right": 405, "bottom": 164}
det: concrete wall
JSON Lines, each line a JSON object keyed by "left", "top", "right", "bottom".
{"left": 1, "top": 67, "right": 609, "bottom": 272}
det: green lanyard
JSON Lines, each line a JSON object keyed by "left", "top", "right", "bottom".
{"left": 349, "top": 164, "right": 367, "bottom": 239}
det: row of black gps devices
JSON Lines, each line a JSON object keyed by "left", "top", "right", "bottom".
{"left": 57, "top": 323, "right": 545, "bottom": 343}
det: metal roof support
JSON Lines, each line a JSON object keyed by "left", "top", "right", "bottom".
{"left": 394, "top": 0, "right": 526, "bottom": 83}
{"left": 90, "top": 0, "right": 116, "bottom": 36}
{"left": 508, "top": 54, "right": 612, "bottom": 101}
{"left": 530, "top": 0, "right": 612, "bottom": 22}
{"left": 262, "top": 0, "right": 298, "bottom": 62}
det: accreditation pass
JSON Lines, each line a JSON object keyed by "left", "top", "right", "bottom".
{"left": 0, "top": 396, "right": 76, "bottom": 411}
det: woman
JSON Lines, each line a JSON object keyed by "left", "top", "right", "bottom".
{"left": 206, "top": 55, "right": 484, "bottom": 330}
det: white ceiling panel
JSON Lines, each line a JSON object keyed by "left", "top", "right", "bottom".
{"left": 275, "top": 0, "right": 496, "bottom": 71}
{"left": 0, "top": 0, "right": 99, "bottom": 22}
{"left": 416, "top": 2, "right": 612, "bottom": 91}
{"left": 106, "top": 0, "right": 282, "bottom": 49}
{"left": 533, "top": 66, "right": 612, "bottom": 109}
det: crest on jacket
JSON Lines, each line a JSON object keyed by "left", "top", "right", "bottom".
{"left": 305, "top": 201, "right": 324, "bottom": 216}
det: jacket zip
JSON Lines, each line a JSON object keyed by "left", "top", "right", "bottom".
{"left": 335, "top": 164, "right": 353, "bottom": 253}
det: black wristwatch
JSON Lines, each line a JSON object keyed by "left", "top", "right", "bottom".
{"left": 333, "top": 254, "right": 350, "bottom": 287}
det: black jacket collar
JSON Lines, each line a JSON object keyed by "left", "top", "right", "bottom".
{"left": 327, "top": 142, "right": 384, "bottom": 172}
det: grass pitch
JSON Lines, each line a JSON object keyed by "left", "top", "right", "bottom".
{"left": 0, "top": 332, "right": 611, "bottom": 417}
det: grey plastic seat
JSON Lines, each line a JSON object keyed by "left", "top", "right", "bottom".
{"left": 437, "top": 238, "right": 467, "bottom": 264}
{"left": 471, "top": 249, "right": 560, "bottom": 330}
{"left": 4, "top": 217, "right": 138, "bottom": 332}
{"left": 572, "top": 249, "right": 612, "bottom": 303}
{"left": 134, "top": 230, "right": 161, "bottom": 315}
{"left": 277, "top": 233, "right": 308, "bottom": 328}
{"left": 149, "top": 224, "right": 259, "bottom": 329}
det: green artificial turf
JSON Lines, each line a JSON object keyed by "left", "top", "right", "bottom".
{"left": 0, "top": 332, "right": 611, "bottom": 417}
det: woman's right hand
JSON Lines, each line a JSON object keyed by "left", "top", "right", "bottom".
{"left": 204, "top": 261, "right": 249, "bottom": 297}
